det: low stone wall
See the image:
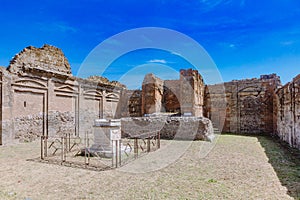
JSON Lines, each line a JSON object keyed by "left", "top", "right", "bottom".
{"left": 48, "top": 111, "right": 75, "bottom": 137}
{"left": 121, "top": 116, "right": 214, "bottom": 141}
{"left": 13, "top": 113, "right": 44, "bottom": 142}
{"left": 11, "top": 111, "right": 75, "bottom": 143}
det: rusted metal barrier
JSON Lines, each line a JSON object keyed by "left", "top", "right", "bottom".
{"left": 127, "top": 131, "right": 161, "bottom": 158}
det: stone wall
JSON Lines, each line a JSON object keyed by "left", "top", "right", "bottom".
{"left": 180, "top": 69, "right": 204, "bottom": 117}
{"left": 121, "top": 116, "right": 213, "bottom": 141}
{"left": 141, "top": 74, "right": 164, "bottom": 115}
{"left": 275, "top": 74, "right": 300, "bottom": 149}
{"left": 138, "top": 69, "right": 205, "bottom": 117}
{"left": 117, "top": 89, "right": 142, "bottom": 117}
{"left": 204, "top": 74, "right": 281, "bottom": 134}
{"left": 0, "top": 45, "right": 124, "bottom": 144}
{"left": 2, "top": 44, "right": 300, "bottom": 151}
{"left": 8, "top": 44, "right": 71, "bottom": 75}
{"left": 163, "top": 80, "right": 181, "bottom": 113}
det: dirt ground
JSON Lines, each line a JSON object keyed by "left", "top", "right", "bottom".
{"left": 0, "top": 134, "right": 299, "bottom": 200}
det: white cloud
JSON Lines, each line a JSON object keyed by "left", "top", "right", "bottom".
{"left": 280, "top": 41, "right": 294, "bottom": 46}
{"left": 147, "top": 59, "right": 167, "bottom": 64}
{"left": 38, "top": 21, "right": 77, "bottom": 33}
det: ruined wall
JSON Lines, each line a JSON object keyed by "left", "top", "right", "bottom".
{"left": 205, "top": 74, "right": 281, "bottom": 134}
{"left": 139, "top": 69, "right": 205, "bottom": 117}
{"left": 276, "top": 74, "right": 300, "bottom": 149}
{"left": 141, "top": 74, "right": 164, "bottom": 115}
{"left": 121, "top": 116, "right": 213, "bottom": 141}
{"left": 163, "top": 80, "right": 181, "bottom": 113}
{"left": 8, "top": 45, "right": 71, "bottom": 75}
{"left": 117, "top": 89, "right": 142, "bottom": 117}
{"left": 0, "top": 45, "right": 123, "bottom": 144}
{"left": 180, "top": 69, "right": 204, "bottom": 117}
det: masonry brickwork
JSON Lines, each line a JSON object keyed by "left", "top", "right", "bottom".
{"left": 180, "top": 69, "right": 205, "bottom": 117}
{"left": 132, "top": 69, "right": 205, "bottom": 117}
{"left": 141, "top": 73, "right": 164, "bottom": 115}
{"left": 0, "top": 44, "right": 299, "bottom": 151}
{"left": 0, "top": 45, "right": 124, "bottom": 144}
{"left": 275, "top": 75, "right": 300, "bottom": 149}
{"left": 204, "top": 74, "right": 281, "bottom": 134}
{"left": 121, "top": 116, "right": 213, "bottom": 141}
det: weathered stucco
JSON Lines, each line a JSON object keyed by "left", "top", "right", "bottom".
{"left": 275, "top": 75, "right": 300, "bottom": 149}
{"left": 0, "top": 45, "right": 124, "bottom": 144}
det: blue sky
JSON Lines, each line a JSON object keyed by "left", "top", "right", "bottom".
{"left": 0, "top": 0, "right": 300, "bottom": 88}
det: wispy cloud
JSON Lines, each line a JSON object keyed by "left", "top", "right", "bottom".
{"left": 38, "top": 21, "right": 77, "bottom": 33}
{"left": 218, "top": 42, "right": 237, "bottom": 49}
{"left": 147, "top": 59, "right": 167, "bottom": 64}
{"left": 280, "top": 41, "right": 294, "bottom": 46}
{"left": 200, "top": 0, "right": 233, "bottom": 10}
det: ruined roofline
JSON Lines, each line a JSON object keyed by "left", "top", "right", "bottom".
{"left": 4, "top": 44, "right": 126, "bottom": 90}
{"left": 206, "top": 73, "right": 281, "bottom": 87}
{"left": 7, "top": 44, "right": 72, "bottom": 75}
{"left": 275, "top": 73, "right": 300, "bottom": 94}
{"left": 142, "top": 73, "right": 164, "bottom": 85}
{"left": 76, "top": 76, "right": 126, "bottom": 90}
{"left": 293, "top": 74, "right": 300, "bottom": 82}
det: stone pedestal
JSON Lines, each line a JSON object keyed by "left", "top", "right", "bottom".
{"left": 92, "top": 119, "right": 122, "bottom": 158}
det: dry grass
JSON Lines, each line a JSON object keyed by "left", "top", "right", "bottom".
{"left": 0, "top": 134, "right": 299, "bottom": 200}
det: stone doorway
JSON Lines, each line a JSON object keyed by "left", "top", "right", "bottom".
{"left": 239, "top": 96, "right": 261, "bottom": 134}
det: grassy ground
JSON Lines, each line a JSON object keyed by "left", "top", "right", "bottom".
{"left": 257, "top": 136, "right": 300, "bottom": 199}
{"left": 0, "top": 134, "right": 299, "bottom": 200}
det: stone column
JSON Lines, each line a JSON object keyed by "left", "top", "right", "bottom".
{"left": 179, "top": 69, "right": 204, "bottom": 117}
{"left": 141, "top": 74, "right": 163, "bottom": 115}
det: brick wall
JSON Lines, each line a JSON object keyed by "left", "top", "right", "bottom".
{"left": 0, "top": 45, "right": 124, "bottom": 144}
{"left": 204, "top": 74, "right": 281, "bottom": 134}
{"left": 275, "top": 74, "right": 300, "bottom": 149}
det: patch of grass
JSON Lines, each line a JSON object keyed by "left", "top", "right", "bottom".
{"left": 208, "top": 178, "right": 218, "bottom": 183}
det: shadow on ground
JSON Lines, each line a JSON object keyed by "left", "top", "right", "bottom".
{"left": 256, "top": 135, "right": 300, "bottom": 199}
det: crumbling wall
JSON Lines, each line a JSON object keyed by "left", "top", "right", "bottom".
{"left": 141, "top": 74, "right": 164, "bottom": 115}
{"left": 8, "top": 44, "right": 71, "bottom": 75}
{"left": 276, "top": 74, "right": 300, "bottom": 149}
{"left": 139, "top": 69, "right": 205, "bottom": 117}
{"left": 180, "top": 69, "right": 204, "bottom": 117}
{"left": 205, "top": 74, "right": 281, "bottom": 134}
{"left": 163, "top": 80, "right": 181, "bottom": 113}
{"left": 121, "top": 116, "right": 213, "bottom": 140}
{"left": 116, "top": 89, "right": 142, "bottom": 117}
{"left": 0, "top": 45, "right": 123, "bottom": 144}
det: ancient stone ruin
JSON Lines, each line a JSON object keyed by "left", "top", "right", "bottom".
{"left": 0, "top": 45, "right": 123, "bottom": 144}
{"left": 0, "top": 44, "right": 299, "bottom": 151}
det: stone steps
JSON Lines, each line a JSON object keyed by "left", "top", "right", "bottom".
{"left": 212, "top": 124, "right": 221, "bottom": 134}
